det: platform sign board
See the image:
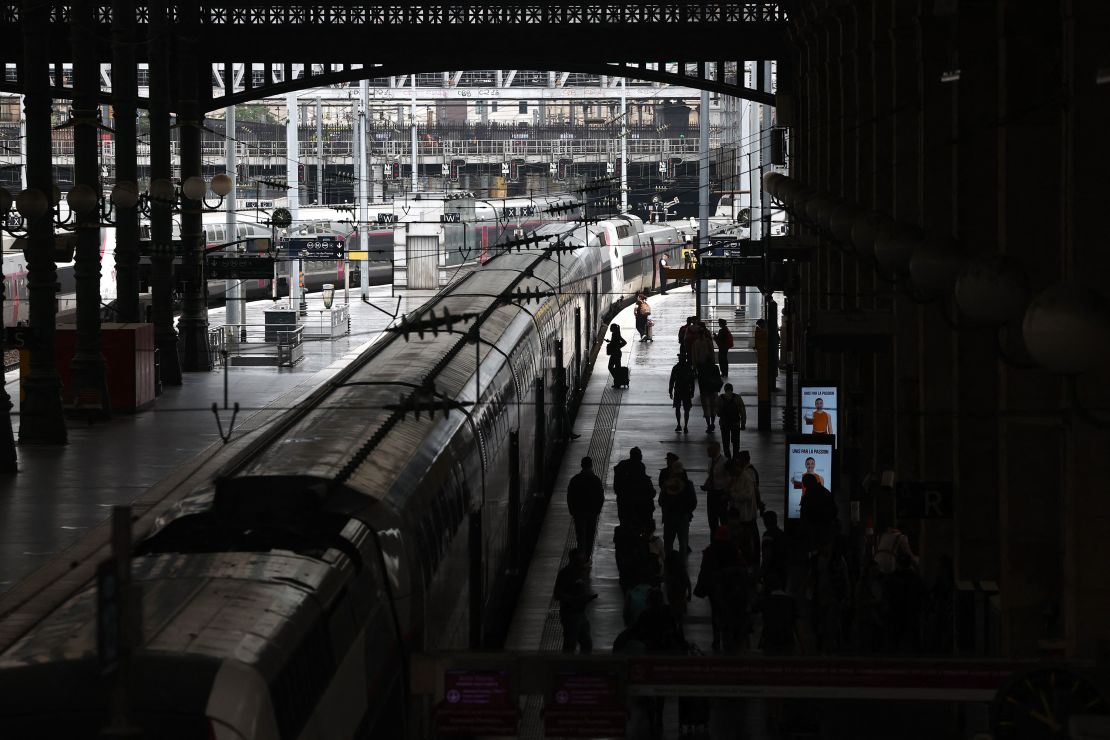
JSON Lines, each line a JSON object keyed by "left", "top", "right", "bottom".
{"left": 544, "top": 670, "right": 626, "bottom": 737}
{"left": 784, "top": 434, "right": 836, "bottom": 521}
{"left": 435, "top": 669, "right": 520, "bottom": 737}
{"left": 897, "top": 481, "right": 954, "bottom": 520}
{"left": 286, "top": 236, "right": 344, "bottom": 260}
{"left": 800, "top": 381, "right": 838, "bottom": 444}
{"left": 206, "top": 256, "right": 275, "bottom": 279}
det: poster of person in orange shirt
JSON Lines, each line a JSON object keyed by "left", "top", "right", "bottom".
{"left": 801, "top": 385, "right": 837, "bottom": 443}
{"left": 805, "top": 397, "right": 834, "bottom": 435}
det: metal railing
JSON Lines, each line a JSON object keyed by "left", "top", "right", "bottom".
{"left": 220, "top": 322, "right": 304, "bottom": 367}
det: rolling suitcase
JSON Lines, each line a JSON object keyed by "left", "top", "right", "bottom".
{"left": 611, "top": 365, "right": 630, "bottom": 388}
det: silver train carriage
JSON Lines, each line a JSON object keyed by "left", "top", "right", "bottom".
{"left": 0, "top": 214, "right": 682, "bottom": 739}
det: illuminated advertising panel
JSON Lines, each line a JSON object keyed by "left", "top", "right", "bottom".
{"left": 800, "top": 382, "right": 838, "bottom": 443}
{"left": 784, "top": 435, "right": 836, "bottom": 520}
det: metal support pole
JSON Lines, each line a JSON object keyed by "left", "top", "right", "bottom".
{"left": 359, "top": 79, "right": 370, "bottom": 299}
{"left": 102, "top": 505, "right": 142, "bottom": 737}
{"left": 69, "top": 0, "right": 110, "bottom": 415}
{"left": 698, "top": 88, "right": 710, "bottom": 320}
{"left": 225, "top": 104, "right": 242, "bottom": 341}
{"left": 18, "top": 0, "right": 67, "bottom": 444}
{"left": 411, "top": 74, "right": 419, "bottom": 192}
{"left": 286, "top": 93, "right": 304, "bottom": 315}
{"left": 315, "top": 97, "right": 324, "bottom": 205}
{"left": 147, "top": 0, "right": 180, "bottom": 385}
{"left": 620, "top": 77, "right": 628, "bottom": 213}
{"left": 111, "top": 0, "right": 140, "bottom": 322}
{"left": 176, "top": 3, "right": 210, "bottom": 372}
{"left": 757, "top": 60, "right": 774, "bottom": 432}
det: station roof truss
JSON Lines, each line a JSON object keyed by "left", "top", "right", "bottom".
{"left": 0, "top": 1, "right": 788, "bottom": 110}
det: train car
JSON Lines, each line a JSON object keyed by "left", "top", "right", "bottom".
{"left": 0, "top": 213, "right": 682, "bottom": 739}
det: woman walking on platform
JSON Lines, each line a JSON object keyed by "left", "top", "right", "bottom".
{"left": 606, "top": 324, "right": 628, "bottom": 388}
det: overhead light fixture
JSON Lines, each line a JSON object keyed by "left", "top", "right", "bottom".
{"left": 1097, "top": 68, "right": 1110, "bottom": 85}
{"left": 941, "top": 69, "right": 960, "bottom": 83}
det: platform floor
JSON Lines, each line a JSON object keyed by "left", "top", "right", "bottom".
{"left": 0, "top": 285, "right": 428, "bottom": 593}
{"left": 506, "top": 288, "right": 788, "bottom": 738}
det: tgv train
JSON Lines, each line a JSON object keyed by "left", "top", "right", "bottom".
{"left": 1, "top": 194, "right": 568, "bottom": 325}
{"left": 0, "top": 214, "right": 683, "bottom": 739}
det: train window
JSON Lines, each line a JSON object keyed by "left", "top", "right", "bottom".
{"left": 212, "top": 225, "right": 225, "bottom": 243}
{"left": 616, "top": 225, "right": 630, "bottom": 239}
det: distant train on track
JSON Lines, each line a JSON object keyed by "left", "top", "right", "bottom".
{"left": 2, "top": 193, "right": 579, "bottom": 325}
{"left": 0, "top": 212, "right": 684, "bottom": 739}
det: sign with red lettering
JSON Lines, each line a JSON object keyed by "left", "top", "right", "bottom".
{"left": 434, "top": 706, "right": 520, "bottom": 736}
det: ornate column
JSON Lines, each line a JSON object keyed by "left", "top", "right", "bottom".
{"left": 0, "top": 275, "right": 16, "bottom": 471}
{"left": 69, "top": 0, "right": 110, "bottom": 416}
{"left": 147, "top": 0, "right": 181, "bottom": 386}
{"left": 18, "top": 0, "right": 67, "bottom": 445}
{"left": 175, "top": 2, "right": 211, "bottom": 372}
{"left": 111, "top": 0, "right": 140, "bottom": 322}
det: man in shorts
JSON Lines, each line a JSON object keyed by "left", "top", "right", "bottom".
{"left": 669, "top": 355, "right": 697, "bottom": 433}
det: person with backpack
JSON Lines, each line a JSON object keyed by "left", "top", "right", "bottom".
{"left": 633, "top": 294, "right": 650, "bottom": 341}
{"left": 613, "top": 447, "right": 656, "bottom": 529}
{"left": 658, "top": 456, "right": 697, "bottom": 557}
{"left": 716, "top": 383, "right": 746, "bottom": 459}
{"left": 696, "top": 361, "right": 723, "bottom": 432}
{"left": 668, "top": 356, "right": 697, "bottom": 433}
{"left": 715, "top": 318, "right": 735, "bottom": 377}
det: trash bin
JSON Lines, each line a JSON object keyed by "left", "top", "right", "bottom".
{"left": 264, "top": 307, "right": 297, "bottom": 342}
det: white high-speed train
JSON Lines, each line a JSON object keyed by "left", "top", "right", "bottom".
{"left": 0, "top": 213, "right": 684, "bottom": 739}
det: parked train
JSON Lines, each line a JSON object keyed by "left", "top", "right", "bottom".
{"left": 1, "top": 193, "right": 578, "bottom": 325}
{"left": 0, "top": 213, "right": 684, "bottom": 739}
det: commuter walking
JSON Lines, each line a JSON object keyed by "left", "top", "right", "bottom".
{"left": 696, "top": 361, "right": 723, "bottom": 432}
{"left": 554, "top": 549, "right": 598, "bottom": 653}
{"left": 664, "top": 549, "right": 692, "bottom": 621}
{"left": 668, "top": 355, "right": 697, "bottom": 433}
{"left": 605, "top": 324, "right": 627, "bottom": 388}
{"left": 658, "top": 456, "right": 697, "bottom": 556}
{"left": 633, "top": 294, "right": 650, "bottom": 341}
{"left": 613, "top": 447, "right": 656, "bottom": 529}
{"left": 567, "top": 456, "right": 604, "bottom": 555}
{"left": 692, "top": 321, "right": 716, "bottom": 369}
{"left": 729, "top": 450, "right": 763, "bottom": 566}
{"left": 717, "top": 383, "right": 746, "bottom": 458}
{"left": 678, "top": 316, "right": 696, "bottom": 362}
{"left": 715, "top": 318, "right": 734, "bottom": 377}
{"left": 693, "top": 527, "right": 750, "bottom": 653}
{"left": 702, "top": 441, "right": 730, "bottom": 532}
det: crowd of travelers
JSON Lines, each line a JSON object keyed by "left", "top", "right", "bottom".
{"left": 560, "top": 304, "right": 942, "bottom": 669}
{"left": 553, "top": 295, "right": 954, "bottom": 735}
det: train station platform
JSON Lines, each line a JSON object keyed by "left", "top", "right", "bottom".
{"left": 0, "top": 285, "right": 427, "bottom": 595}
{"left": 505, "top": 288, "right": 789, "bottom": 737}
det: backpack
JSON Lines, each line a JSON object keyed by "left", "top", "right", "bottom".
{"left": 719, "top": 328, "right": 734, "bottom": 349}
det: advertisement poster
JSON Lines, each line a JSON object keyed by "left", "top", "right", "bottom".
{"left": 800, "top": 384, "right": 838, "bottom": 442}
{"left": 785, "top": 439, "right": 835, "bottom": 520}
